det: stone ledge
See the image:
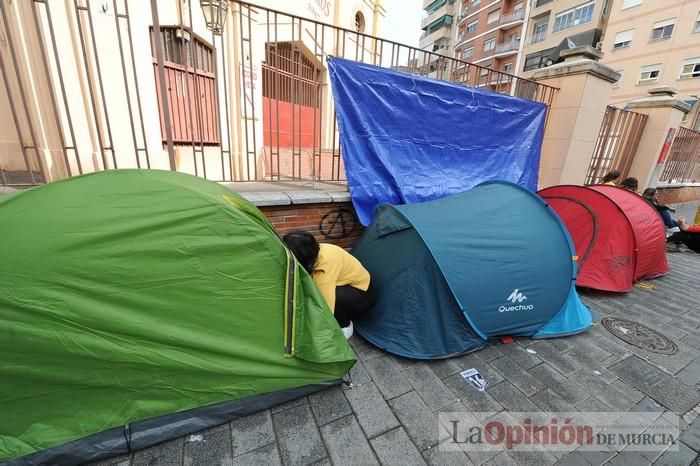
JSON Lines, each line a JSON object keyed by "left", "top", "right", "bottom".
{"left": 239, "top": 190, "right": 352, "bottom": 207}
{"left": 0, "top": 187, "right": 18, "bottom": 195}
{"left": 532, "top": 46, "right": 620, "bottom": 83}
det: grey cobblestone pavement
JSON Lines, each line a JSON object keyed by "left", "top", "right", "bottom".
{"left": 90, "top": 251, "right": 700, "bottom": 466}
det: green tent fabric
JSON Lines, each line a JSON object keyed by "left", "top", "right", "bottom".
{"left": 0, "top": 169, "right": 355, "bottom": 464}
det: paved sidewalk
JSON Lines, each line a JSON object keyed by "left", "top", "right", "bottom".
{"left": 92, "top": 251, "right": 700, "bottom": 466}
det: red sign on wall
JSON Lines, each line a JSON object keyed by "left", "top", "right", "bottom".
{"left": 657, "top": 127, "right": 676, "bottom": 163}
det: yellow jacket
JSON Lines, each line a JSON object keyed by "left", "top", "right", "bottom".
{"left": 312, "top": 243, "right": 370, "bottom": 312}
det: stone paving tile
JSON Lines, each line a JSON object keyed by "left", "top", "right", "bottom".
{"left": 442, "top": 373, "right": 504, "bottom": 414}
{"left": 527, "top": 364, "right": 589, "bottom": 406}
{"left": 489, "top": 357, "right": 544, "bottom": 397}
{"left": 496, "top": 343, "right": 543, "bottom": 371}
{"left": 389, "top": 390, "right": 441, "bottom": 451}
{"left": 270, "top": 395, "right": 309, "bottom": 414}
{"left": 309, "top": 386, "right": 352, "bottom": 426}
{"left": 574, "top": 449, "right": 617, "bottom": 466}
{"left": 527, "top": 341, "right": 582, "bottom": 377}
{"left": 348, "top": 335, "right": 384, "bottom": 361}
{"left": 484, "top": 451, "right": 518, "bottom": 465}
{"left": 90, "top": 455, "right": 130, "bottom": 466}
{"left": 427, "top": 358, "right": 464, "bottom": 380}
{"left": 566, "top": 349, "right": 617, "bottom": 385}
{"left": 487, "top": 381, "right": 539, "bottom": 412}
{"left": 680, "top": 417, "right": 700, "bottom": 452}
{"left": 606, "top": 451, "right": 649, "bottom": 465}
{"left": 609, "top": 379, "right": 645, "bottom": 403}
{"left": 230, "top": 410, "right": 275, "bottom": 457}
{"left": 562, "top": 335, "right": 612, "bottom": 362}
{"left": 370, "top": 427, "right": 428, "bottom": 466}
{"left": 404, "top": 364, "right": 458, "bottom": 411}
{"left": 554, "top": 452, "right": 591, "bottom": 466}
{"left": 184, "top": 424, "right": 232, "bottom": 466}
{"left": 272, "top": 403, "right": 327, "bottom": 465}
{"left": 343, "top": 381, "right": 400, "bottom": 438}
{"left": 454, "top": 352, "right": 505, "bottom": 387}
{"left": 422, "top": 441, "right": 474, "bottom": 466}
{"left": 231, "top": 443, "right": 281, "bottom": 466}
{"left": 678, "top": 358, "right": 700, "bottom": 390}
{"left": 506, "top": 451, "right": 558, "bottom": 466}
{"left": 319, "top": 415, "right": 379, "bottom": 466}
{"left": 363, "top": 355, "right": 414, "bottom": 400}
{"left": 530, "top": 389, "right": 576, "bottom": 413}
{"left": 131, "top": 438, "right": 184, "bottom": 466}
{"left": 474, "top": 345, "right": 504, "bottom": 362}
{"left": 653, "top": 441, "right": 698, "bottom": 466}
{"left": 609, "top": 355, "right": 700, "bottom": 414}
{"left": 346, "top": 358, "right": 371, "bottom": 386}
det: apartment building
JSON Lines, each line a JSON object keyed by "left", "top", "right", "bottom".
{"left": 452, "top": 0, "right": 527, "bottom": 76}
{"left": 599, "top": 0, "right": 700, "bottom": 129}
{"left": 420, "top": 0, "right": 458, "bottom": 74}
{"left": 520, "top": 0, "right": 609, "bottom": 78}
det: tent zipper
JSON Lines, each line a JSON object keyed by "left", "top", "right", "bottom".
{"left": 283, "top": 250, "right": 296, "bottom": 356}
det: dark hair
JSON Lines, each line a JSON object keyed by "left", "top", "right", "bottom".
{"left": 282, "top": 230, "right": 320, "bottom": 274}
{"left": 601, "top": 170, "right": 621, "bottom": 183}
{"left": 642, "top": 187, "right": 656, "bottom": 201}
{"left": 621, "top": 177, "right": 638, "bottom": 192}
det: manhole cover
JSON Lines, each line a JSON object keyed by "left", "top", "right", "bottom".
{"left": 601, "top": 317, "right": 678, "bottom": 355}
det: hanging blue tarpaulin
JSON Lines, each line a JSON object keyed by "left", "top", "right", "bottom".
{"left": 327, "top": 57, "right": 547, "bottom": 225}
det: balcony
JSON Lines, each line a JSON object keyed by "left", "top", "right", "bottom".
{"left": 419, "top": 25, "right": 454, "bottom": 47}
{"left": 421, "top": 3, "right": 456, "bottom": 29}
{"left": 499, "top": 9, "right": 525, "bottom": 27}
{"left": 495, "top": 40, "right": 520, "bottom": 55}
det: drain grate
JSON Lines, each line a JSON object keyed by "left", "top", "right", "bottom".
{"left": 601, "top": 317, "right": 678, "bottom": 355}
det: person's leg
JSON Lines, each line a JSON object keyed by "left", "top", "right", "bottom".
{"left": 679, "top": 232, "right": 700, "bottom": 253}
{"left": 334, "top": 284, "right": 374, "bottom": 327}
{"left": 660, "top": 210, "right": 678, "bottom": 228}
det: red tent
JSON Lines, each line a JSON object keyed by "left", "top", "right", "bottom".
{"left": 538, "top": 185, "right": 669, "bottom": 292}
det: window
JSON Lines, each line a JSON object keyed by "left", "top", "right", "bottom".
{"left": 532, "top": 22, "right": 548, "bottom": 43}
{"left": 503, "top": 63, "right": 513, "bottom": 73}
{"left": 513, "top": 2, "right": 523, "bottom": 13}
{"left": 487, "top": 9, "right": 501, "bottom": 24}
{"left": 650, "top": 19, "right": 674, "bottom": 41}
{"left": 483, "top": 38, "right": 496, "bottom": 51}
{"left": 150, "top": 26, "right": 219, "bottom": 145}
{"left": 480, "top": 67, "right": 489, "bottom": 76}
{"left": 680, "top": 58, "right": 700, "bottom": 79}
{"left": 694, "top": 11, "right": 700, "bottom": 33}
{"left": 354, "top": 11, "right": 365, "bottom": 33}
{"left": 523, "top": 47, "right": 556, "bottom": 71}
{"left": 553, "top": 2, "right": 595, "bottom": 32}
{"left": 622, "top": 0, "right": 641, "bottom": 9}
{"left": 467, "top": 21, "right": 478, "bottom": 33}
{"left": 638, "top": 64, "right": 661, "bottom": 83}
{"left": 462, "top": 47, "right": 474, "bottom": 58}
{"left": 535, "top": 0, "right": 553, "bottom": 7}
{"left": 613, "top": 29, "right": 634, "bottom": 49}
{"left": 471, "top": 0, "right": 480, "bottom": 7}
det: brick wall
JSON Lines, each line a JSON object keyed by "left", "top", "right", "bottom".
{"left": 260, "top": 201, "right": 364, "bottom": 249}
{"left": 656, "top": 186, "right": 700, "bottom": 205}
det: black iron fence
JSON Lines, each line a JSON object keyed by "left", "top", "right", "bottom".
{"left": 0, "top": 0, "right": 557, "bottom": 186}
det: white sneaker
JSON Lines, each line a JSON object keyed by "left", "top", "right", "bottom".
{"left": 667, "top": 227, "right": 680, "bottom": 233}
{"left": 342, "top": 321, "right": 354, "bottom": 340}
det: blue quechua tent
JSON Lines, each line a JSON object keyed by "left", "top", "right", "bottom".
{"left": 352, "top": 181, "right": 593, "bottom": 359}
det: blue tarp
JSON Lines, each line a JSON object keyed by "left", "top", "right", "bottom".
{"left": 352, "top": 181, "right": 593, "bottom": 359}
{"left": 328, "top": 57, "right": 547, "bottom": 225}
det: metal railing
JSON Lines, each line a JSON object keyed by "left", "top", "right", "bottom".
{"left": 585, "top": 106, "right": 648, "bottom": 185}
{"left": 0, "top": 0, "right": 557, "bottom": 187}
{"left": 659, "top": 127, "right": 700, "bottom": 184}
{"left": 495, "top": 40, "right": 520, "bottom": 54}
{"left": 500, "top": 9, "right": 525, "bottom": 25}
{"left": 528, "top": 31, "right": 547, "bottom": 44}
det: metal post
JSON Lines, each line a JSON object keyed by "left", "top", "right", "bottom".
{"left": 150, "top": 0, "right": 176, "bottom": 170}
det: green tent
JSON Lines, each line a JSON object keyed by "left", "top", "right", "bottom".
{"left": 0, "top": 169, "right": 355, "bottom": 464}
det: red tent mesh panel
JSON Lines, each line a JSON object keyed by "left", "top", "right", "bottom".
{"left": 539, "top": 185, "right": 668, "bottom": 292}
